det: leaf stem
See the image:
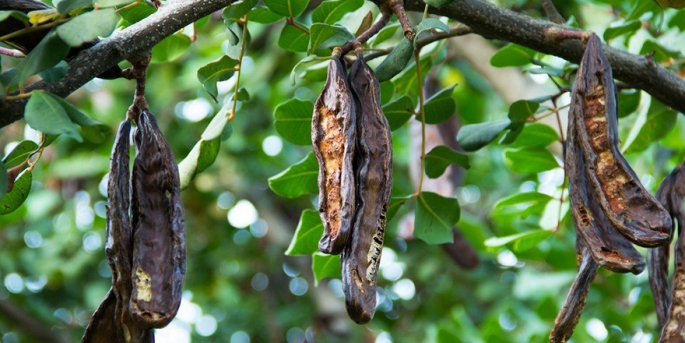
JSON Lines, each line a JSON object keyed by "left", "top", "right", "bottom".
{"left": 339, "top": 12, "right": 391, "bottom": 56}
{"left": 413, "top": 49, "right": 426, "bottom": 198}
{"left": 0, "top": 18, "right": 69, "bottom": 44}
{"left": 228, "top": 12, "right": 250, "bottom": 122}
{"left": 286, "top": 18, "right": 309, "bottom": 35}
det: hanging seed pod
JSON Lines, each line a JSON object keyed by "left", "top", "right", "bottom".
{"left": 649, "top": 169, "right": 677, "bottom": 329}
{"left": 375, "top": 37, "right": 414, "bottom": 82}
{"left": 130, "top": 109, "right": 186, "bottom": 329}
{"left": 573, "top": 33, "right": 671, "bottom": 247}
{"left": 566, "top": 95, "right": 645, "bottom": 274}
{"left": 659, "top": 231, "right": 685, "bottom": 342}
{"left": 341, "top": 50, "right": 393, "bottom": 324}
{"left": 312, "top": 52, "right": 357, "bottom": 255}
{"left": 549, "top": 238, "right": 599, "bottom": 343}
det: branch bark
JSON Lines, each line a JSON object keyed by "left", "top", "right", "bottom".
{"left": 0, "top": 0, "right": 234, "bottom": 128}
{"left": 375, "top": 0, "right": 685, "bottom": 115}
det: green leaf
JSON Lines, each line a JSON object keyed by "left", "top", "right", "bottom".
{"left": 603, "top": 20, "right": 641, "bottom": 41}
{"left": 56, "top": 9, "right": 118, "bottom": 47}
{"left": 263, "top": 0, "right": 308, "bottom": 18}
{"left": 117, "top": 1, "right": 156, "bottom": 24}
{"left": 0, "top": 163, "right": 7, "bottom": 200}
{"left": 424, "top": 145, "right": 470, "bottom": 178}
{"left": 382, "top": 96, "right": 414, "bottom": 131}
{"left": 422, "top": 84, "right": 457, "bottom": 124}
{"left": 222, "top": 0, "right": 253, "bottom": 23}
{"left": 457, "top": 119, "right": 511, "bottom": 152}
{"left": 38, "top": 60, "right": 68, "bottom": 82}
{"left": 197, "top": 55, "right": 239, "bottom": 102}
{"left": 414, "top": 192, "right": 460, "bottom": 245}
{"left": 250, "top": 7, "right": 283, "bottom": 24}
{"left": 618, "top": 89, "right": 641, "bottom": 118}
{"left": 94, "top": 0, "right": 136, "bottom": 8}
{"left": 49, "top": 93, "right": 110, "bottom": 143}
{"left": 424, "top": 0, "right": 454, "bottom": 9}
{"left": 370, "top": 23, "right": 400, "bottom": 47}
{"left": 268, "top": 152, "right": 318, "bottom": 198}
{"left": 640, "top": 39, "right": 681, "bottom": 63}
{"left": 499, "top": 123, "right": 523, "bottom": 145}
{"left": 386, "top": 195, "right": 411, "bottom": 222}
{"left": 0, "top": 169, "right": 32, "bottom": 215}
{"left": 490, "top": 44, "right": 536, "bottom": 67}
{"left": 285, "top": 210, "right": 324, "bottom": 256}
{"left": 14, "top": 31, "right": 69, "bottom": 86}
{"left": 0, "top": 11, "right": 28, "bottom": 23}
{"left": 503, "top": 147, "right": 559, "bottom": 174}
{"left": 508, "top": 100, "right": 539, "bottom": 124}
{"left": 414, "top": 18, "right": 450, "bottom": 43}
{"left": 25, "top": 91, "right": 81, "bottom": 141}
{"left": 375, "top": 37, "right": 414, "bottom": 82}
{"left": 151, "top": 34, "right": 191, "bottom": 63}
{"left": 484, "top": 230, "right": 553, "bottom": 252}
{"left": 311, "top": 252, "right": 341, "bottom": 285}
{"left": 278, "top": 24, "right": 309, "bottom": 53}
{"left": 312, "top": 0, "right": 364, "bottom": 24}
{"left": 624, "top": 99, "right": 677, "bottom": 154}
{"left": 668, "top": 10, "right": 685, "bottom": 30}
{"left": 308, "top": 23, "right": 354, "bottom": 55}
{"left": 54, "top": 0, "right": 92, "bottom": 14}
{"left": 274, "top": 99, "right": 313, "bottom": 146}
{"left": 2, "top": 141, "right": 39, "bottom": 169}
{"left": 289, "top": 55, "right": 317, "bottom": 86}
{"left": 510, "top": 123, "right": 558, "bottom": 148}
{"left": 493, "top": 192, "right": 553, "bottom": 219}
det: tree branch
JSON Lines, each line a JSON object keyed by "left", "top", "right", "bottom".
{"left": 0, "top": 297, "right": 69, "bottom": 343}
{"left": 374, "top": 0, "right": 685, "bottom": 115}
{"left": 0, "top": 0, "right": 234, "bottom": 129}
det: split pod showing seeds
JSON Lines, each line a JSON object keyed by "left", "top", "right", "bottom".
{"left": 130, "top": 109, "right": 186, "bottom": 329}
{"left": 312, "top": 53, "right": 357, "bottom": 255}
{"left": 573, "top": 33, "right": 671, "bottom": 247}
{"left": 341, "top": 50, "right": 393, "bottom": 324}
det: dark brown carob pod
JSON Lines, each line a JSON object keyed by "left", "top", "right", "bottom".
{"left": 566, "top": 94, "right": 645, "bottom": 274}
{"left": 312, "top": 50, "right": 357, "bottom": 255}
{"left": 573, "top": 33, "right": 671, "bottom": 247}
{"left": 130, "top": 109, "right": 186, "bottom": 328}
{"left": 659, "top": 229, "right": 685, "bottom": 342}
{"left": 649, "top": 169, "right": 677, "bottom": 330}
{"left": 341, "top": 49, "right": 393, "bottom": 324}
{"left": 549, "top": 239, "right": 599, "bottom": 343}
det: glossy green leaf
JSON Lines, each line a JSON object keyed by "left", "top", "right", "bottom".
{"left": 508, "top": 100, "right": 539, "bottom": 124}
{"left": 14, "top": 31, "right": 69, "bottom": 86}
{"left": 603, "top": 20, "right": 641, "bottom": 41}
{"left": 54, "top": 0, "right": 91, "bottom": 14}
{"left": 0, "top": 11, "right": 28, "bottom": 23}
{"left": 268, "top": 152, "right": 318, "bottom": 198}
{"left": 422, "top": 84, "right": 457, "bottom": 124}
{"left": 0, "top": 163, "right": 7, "bottom": 200}
{"left": 484, "top": 230, "right": 553, "bottom": 252}
{"left": 151, "top": 34, "right": 191, "bottom": 63}
{"left": 308, "top": 23, "right": 354, "bottom": 55}
{"left": 25, "top": 91, "right": 81, "bottom": 141}
{"left": 386, "top": 195, "right": 411, "bottom": 222}
{"left": 250, "top": 7, "right": 283, "bottom": 24}
{"left": 490, "top": 44, "right": 536, "bottom": 67}
{"left": 2, "top": 141, "right": 39, "bottom": 169}
{"left": 375, "top": 37, "right": 414, "bottom": 82}
{"left": 312, "top": 252, "right": 341, "bottom": 285}
{"left": 312, "top": 0, "right": 364, "bottom": 24}
{"left": 118, "top": 1, "right": 156, "bottom": 25}
{"left": 274, "top": 98, "right": 313, "bottom": 146}
{"left": 263, "top": 0, "right": 308, "bottom": 18}
{"left": 457, "top": 119, "right": 511, "bottom": 152}
{"left": 414, "top": 192, "right": 460, "bottom": 245}
{"left": 640, "top": 39, "right": 681, "bottom": 63}
{"left": 289, "top": 55, "right": 317, "bottom": 85}
{"left": 49, "top": 93, "right": 109, "bottom": 144}
{"left": 424, "top": 145, "right": 470, "bottom": 178}
{"left": 503, "top": 147, "right": 559, "bottom": 174}
{"left": 510, "top": 123, "right": 558, "bottom": 148}
{"left": 197, "top": 55, "right": 239, "bottom": 101}
{"left": 94, "top": 0, "right": 136, "bottom": 8}
{"left": 222, "top": 0, "right": 253, "bottom": 23}
{"left": 624, "top": 99, "right": 677, "bottom": 154}
{"left": 279, "top": 24, "right": 309, "bottom": 53}
{"left": 0, "top": 169, "right": 32, "bottom": 215}
{"left": 56, "top": 9, "right": 118, "bottom": 47}
{"left": 382, "top": 95, "right": 414, "bottom": 131}
{"left": 493, "top": 191, "right": 554, "bottom": 219}
{"left": 414, "top": 18, "right": 450, "bottom": 43}
{"left": 285, "top": 210, "right": 324, "bottom": 256}
{"left": 618, "top": 89, "right": 641, "bottom": 118}
{"left": 370, "top": 23, "right": 400, "bottom": 46}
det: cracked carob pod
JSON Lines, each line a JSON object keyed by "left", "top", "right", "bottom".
{"left": 130, "top": 109, "right": 186, "bottom": 328}
{"left": 649, "top": 168, "right": 677, "bottom": 330}
{"left": 341, "top": 50, "right": 393, "bottom": 324}
{"left": 573, "top": 33, "right": 671, "bottom": 247}
{"left": 549, "top": 238, "right": 599, "bottom": 343}
{"left": 566, "top": 85, "right": 645, "bottom": 274}
{"left": 312, "top": 50, "right": 357, "bottom": 255}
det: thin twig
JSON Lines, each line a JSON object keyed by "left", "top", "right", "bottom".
{"left": 340, "top": 12, "right": 392, "bottom": 56}
{"left": 365, "top": 25, "right": 472, "bottom": 62}
{"left": 541, "top": 0, "right": 565, "bottom": 24}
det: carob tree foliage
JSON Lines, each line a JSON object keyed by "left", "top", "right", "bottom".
{"left": 1, "top": 0, "right": 685, "bottom": 342}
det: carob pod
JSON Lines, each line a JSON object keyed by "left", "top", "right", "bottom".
{"left": 549, "top": 238, "right": 599, "bottom": 343}
{"left": 312, "top": 51, "right": 357, "bottom": 255}
{"left": 572, "top": 33, "right": 671, "bottom": 247}
{"left": 566, "top": 92, "right": 645, "bottom": 274}
{"left": 341, "top": 50, "right": 393, "bottom": 324}
{"left": 649, "top": 169, "right": 677, "bottom": 330}
{"left": 130, "top": 109, "right": 186, "bottom": 328}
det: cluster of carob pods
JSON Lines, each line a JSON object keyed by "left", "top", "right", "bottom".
{"left": 552, "top": 32, "right": 685, "bottom": 343}
{"left": 312, "top": 47, "right": 393, "bottom": 324}
{"left": 81, "top": 101, "right": 186, "bottom": 343}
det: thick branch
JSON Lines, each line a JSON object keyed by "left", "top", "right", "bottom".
{"left": 0, "top": 0, "right": 234, "bottom": 128}
{"left": 377, "top": 0, "right": 685, "bottom": 115}
{"left": 0, "top": 298, "right": 69, "bottom": 343}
